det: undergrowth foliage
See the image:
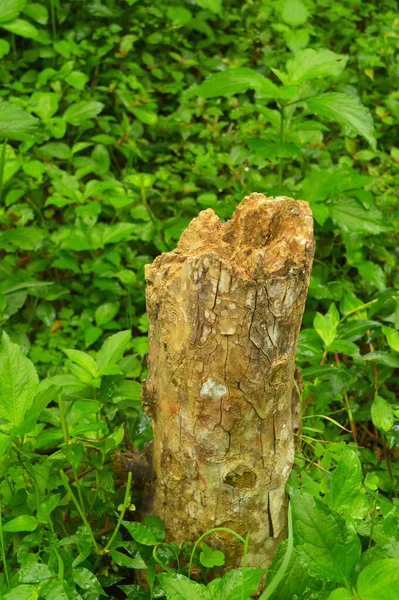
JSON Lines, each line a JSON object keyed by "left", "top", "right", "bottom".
{"left": 0, "top": 0, "right": 399, "bottom": 598}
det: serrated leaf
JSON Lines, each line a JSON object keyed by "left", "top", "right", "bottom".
{"left": 281, "top": 49, "right": 347, "bottom": 85}
{"left": 290, "top": 489, "right": 361, "bottom": 583}
{"left": 307, "top": 92, "right": 376, "bottom": 149}
{"left": 0, "top": 332, "right": 39, "bottom": 427}
{"left": 357, "top": 559, "right": 399, "bottom": 600}
{"left": 265, "top": 539, "right": 309, "bottom": 600}
{"left": 208, "top": 568, "right": 265, "bottom": 600}
{"left": 329, "top": 199, "right": 388, "bottom": 234}
{"left": 330, "top": 447, "right": 362, "bottom": 513}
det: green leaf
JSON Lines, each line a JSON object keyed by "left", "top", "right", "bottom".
{"left": 3, "top": 585, "right": 39, "bottom": 600}
{"left": 19, "top": 563, "right": 52, "bottom": 583}
{"left": 0, "top": 39, "right": 10, "bottom": 58}
{"left": 3, "top": 515, "right": 38, "bottom": 532}
{"left": 1, "top": 18, "right": 39, "bottom": 39}
{"left": 330, "top": 447, "right": 362, "bottom": 513}
{"left": 382, "top": 326, "right": 399, "bottom": 352}
{"left": 63, "top": 349, "right": 99, "bottom": 378}
{"left": 281, "top": 49, "right": 347, "bottom": 85}
{"left": 337, "top": 320, "right": 381, "bottom": 342}
{"left": 143, "top": 515, "right": 165, "bottom": 542}
{"left": 0, "top": 332, "right": 39, "bottom": 427}
{"left": 96, "top": 330, "right": 131, "bottom": 369}
{"left": 0, "top": 102, "right": 41, "bottom": 141}
{"left": 357, "top": 559, "right": 399, "bottom": 600}
{"left": 290, "top": 489, "right": 361, "bottom": 583}
{"left": 281, "top": 0, "right": 309, "bottom": 27}
{"left": 307, "top": 93, "right": 376, "bottom": 149}
{"left": 371, "top": 396, "right": 395, "bottom": 433}
{"left": 110, "top": 549, "right": 147, "bottom": 569}
{"left": 314, "top": 303, "right": 340, "bottom": 346}
{"left": 0, "top": 0, "right": 26, "bottom": 23}
{"left": 326, "top": 340, "right": 359, "bottom": 357}
{"left": 122, "top": 521, "right": 157, "bottom": 546}
{"left": 265, "top": 539, "right": 309, "bottom": 600}
{"left": 64, "top": 101, "right": 104, "bottom": 126}
{"left": 95, "top": 301, "right": 120, "bottom": 327}
{"left": 166, "top": 6, "right": 192, "bottom": 27}
{"left": 364, "top": 352, "right": 399, "bottom": 368}
{"left": 329, "top": 199, "right": 388, "bottom": 234}
{"left": 23, "top": 3, "right": 48, "bottom": 25}
{"left": 157, "top": 573, "right": 209, "bottom": 600}
{"left": 196, "top": 68, "right": 279, "bottom": 99}
{"left": 72, "top": 567, "right": 106, "bottom": 596}
{"left": 131, "top": 107, "right": 158, "bottom": 125}
{"left": 199, "top": 542, "right": 225, "bottom": 568}
{"left": 327, "top": 590, "right": 353, "bottom": 600}
{"left": 208, "top": 568, "right": 265, "bottom": 600}
{"left": 194, "top": 0, "right": 222, "bottom": 15}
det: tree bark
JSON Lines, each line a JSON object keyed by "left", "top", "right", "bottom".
{"left": 142, "top": 193, "right": 314, "bottom": 570}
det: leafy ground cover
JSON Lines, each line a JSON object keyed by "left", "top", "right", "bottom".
{"left": 0, "top": 0, "right": 399, "bottom": 598}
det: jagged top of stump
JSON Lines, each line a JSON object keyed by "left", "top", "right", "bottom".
{"left": 147, "top": 193, "right": 314, "bottom": 280}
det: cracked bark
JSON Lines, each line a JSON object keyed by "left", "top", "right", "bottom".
{"left": 142, "top": 193, "right": 314, "bottom": 571}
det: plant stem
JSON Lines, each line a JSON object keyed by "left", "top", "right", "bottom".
{"left": 0, "top": 496, "right": 10, "bottom": 589}
{"left": 0, "top": 139, "right": 7, "bottom": 204}
{"left": 60, "top": 470, "right": 99, "bottom": 552}
{"left": 103, "top": 471, "right": 132, "bottom": 552}
{"left": 278, "top": 105, "right": 285, "bottom": 186}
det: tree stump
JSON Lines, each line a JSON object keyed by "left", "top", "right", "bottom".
{"left": 142, "top": 193, "right": 314, "bottom": 570}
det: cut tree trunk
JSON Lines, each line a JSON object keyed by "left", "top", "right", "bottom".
{"left": 142, "top": 193, "right": 314, "bottom": 570}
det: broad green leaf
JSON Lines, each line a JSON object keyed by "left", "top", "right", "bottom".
{"left": 382, "top": 326, "right": 399, "bottom": 352}
{"left": 1, "top": 18, "right": 39, "bottom": 39}
{"left": 357, "top": 261, "right": 386, "bottom": 291}
{"left": 95, "top": 301, "right": 120, "bottom": 327}
{"left": 167, "top": 6, "right": 192, "bottom": 27}
{"left": 3, "top": 515, "right": 38, "bottom": 532}
{"left": 337, "top": 320, "right": 381, "bottom": 342}
{"left": 11, "top": 383, "right": 61, "bottom": 436}
{"left": 0, "top": 332, "right": 39, "bottom": 427}
{"left": 194, "top": 0, "right": 222, "bottom": 15}
{"left": 0, "top": 0, "right": 26, "bottom": 23}
{"left": 357, "top": 559, "right": 399, "bottom": 600}
{"left": 157, "top": 573, "right": 209, "bottom": 600}
{"left": 19, "top": 563, "right": 52, "bottom": 583}
{"left": 131, "top": 107, "right": 158, "bottom": 125}
{"left": 290, "top": 489, "right": 361, "bottom": 583}
{"left": 330, "top": 447, "right": 362, "bottom": 513}
{"left": 328, "top": 590, "right": 353, "bottom": 600}
{"left": 3, "top": 585, "right": 39, "bottom": 600}
{"left": 265, "top": 539, "right": 309, "bottom": 600}
{"left": 196, "top": 68, "right": 279, "bottom": 99}
{"left": 0, "top": 102, "right": 41, "bottom": 141}
{"left": 314, "top": 303, "right": 339, "bottom": 346}
{"left": 364, "top": 352, "right": 399, "bottom": 368}
{"left": 281, "top": 49, "right": 347, "bottom": 85}
{"left": 0, "top": 39, "right": 10, "bottom": 58}
{"left": 72, "top": 567, "right": 106, "bottom": 596}
{"left": 64, "top": 101, "right": 104, "bottom": 125}
{"left": 143, "top": 515, "right": 165, "bottom": 542}
{"left": 207, "top": 568, "right": 265, "bottom": 600}
{"left": 63, "top": 349, "right": 99, "bottom": 377}
{"left": 110, "top": 549, "right": 147, "bottom": 568}
{"left": 281, "top": 0, "right": 309, "bottom": 27}
{"left": 122, "top": 521, "right": 157, "bottom": 545}
{"left": 371, "top": 396, "right": 395, "bottom": 433}
{"left": 23, "top": 3, "right": 48, "bottom": 25}
{"left": 96, "top": 330, "right": 131, "bottom": 369}
{"left": 329, "top": 199, "right": 388, "bottom": 234}
{"left": 327, "top": 340, "right": 359, "bottom": 357}
{"left": 307, "top": 93, "right": 376, "bottom": 149}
